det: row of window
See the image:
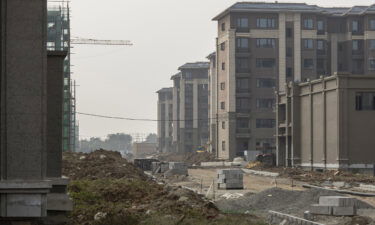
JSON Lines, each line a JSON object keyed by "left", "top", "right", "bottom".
{"left": 220, "top": 118, "right": 276, "bottom": 130}
{"left": 219, "top": 79, "right": 275, "bottom": 91}
{"left": 220, "top": 98, "right": 275, "bottom": 110}
{"left": 356, "top": 92, "right": 375, "bottom": 111}
{"left": 222, "top": 17, "right": 375, "bottom": 33}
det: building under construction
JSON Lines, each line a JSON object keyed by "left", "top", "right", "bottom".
{"left": 47, "top": 1, "right": 78, "bottom": 152}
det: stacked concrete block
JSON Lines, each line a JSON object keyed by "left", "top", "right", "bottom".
{"left": 151, "top": 162, "right": 169, "bottom": 174}
{"left": 310, "top": 196, "right": 357, "bottom": 216}
{"left": 168, "top": 162, "right": 188, "bottom": 176}
{"left": 217, "top": 169, "right": 244, "bottom": 190}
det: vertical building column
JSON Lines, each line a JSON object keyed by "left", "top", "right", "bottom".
{"left": 279, "top": 13, "right": 287, "bottom": 92}
{"left": 294, "top": 13, "right": 302, "bottom": 82}
{"left": 0, "top": 0, "right": 52, "bottom": 217}
{"left": 193, "top": 80, "right": 199, "bottom": 129}
{"left": 330, "top": 34, "right": 338, "bottom": 75}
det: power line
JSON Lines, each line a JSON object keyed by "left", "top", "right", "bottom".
{"left": 77, "top": 112, "right": 228, "bottom": 122}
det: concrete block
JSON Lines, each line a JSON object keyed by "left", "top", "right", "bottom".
{"left": 319, "top": 196, "right": 356, "bottom": 207}
{"left": 332, "top": 206, "right": 356, "bottom": 216}
{"left": 218, "top": 183, "right": 243, "bottom": 190}
{"left": 310, "top": 204, "right": 332, "bottom": 215}
{"left": 6, "top": 194, "right": 46, "bottom": 217}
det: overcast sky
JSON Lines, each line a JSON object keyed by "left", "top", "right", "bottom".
{"left": 70, "top": 0, "right": 375, "bottom": 139}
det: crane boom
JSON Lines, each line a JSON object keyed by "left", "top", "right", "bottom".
{"left": 71, "top": 38, "right": 133, "bottom": 46}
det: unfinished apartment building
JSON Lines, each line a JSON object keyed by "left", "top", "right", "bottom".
{"left": 171, "top": 62, "right": 209, "bottom": 153}
{"left": 274, "top": 3, "right": 375, "bottom": 170}
{"left": 157, "top": 88, "right": 173, "bottom": 153}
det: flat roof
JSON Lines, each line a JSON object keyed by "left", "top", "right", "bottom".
{"left": 178, "top": 62, "right": 210, "bottom": 70}
{"left": 156, "top": 87, "right": 173, "bottom": 93}
{"left": 213, "top": 2, "right": 375, "bottom": 20}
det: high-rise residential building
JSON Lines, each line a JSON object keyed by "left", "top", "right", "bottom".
{"left": 171, "top": 62, "right": 210, "bottom": 153}
{"left": 207, "top": 52, "right": 218, "bottom": 155}
{"left": 157, "top": 88, "right": 174, "bottom": 153}
{"left": 212, "top": 2, "right": 375, "bottom": 160}
{"left": 47, "top": 2, "right": 77, "bottom": 152}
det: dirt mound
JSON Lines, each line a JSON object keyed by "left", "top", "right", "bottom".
{"left": 63, "top": 149, "right": 146, "bottom": 180}
{"left": 158, "top": 152, "right": 218, "bottom": 165}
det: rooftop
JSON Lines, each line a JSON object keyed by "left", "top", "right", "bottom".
{"left": 178, "top": 62, "right": 210, "bottom": 70}
{"left": 156, "top": 87, "right": 173, "bottom": 93}
{"left": 213, "top": 2, "right": 375, "bottom": 20}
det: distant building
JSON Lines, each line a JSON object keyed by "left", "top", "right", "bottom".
{"left": 157, "top": 88, "right": 173, "bottom": 153}
{"left": 276, "top": 74, "right": 375, "bottom": 171}
{"left": 171, "top": 62, "right": 210, "bottom": 153}
{"left": 133, "top": 142, "right": 158, "bottom": 158}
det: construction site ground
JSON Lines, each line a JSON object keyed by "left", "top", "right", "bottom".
{"left": 160, "top": 167, "right": 375, "bottom": 225}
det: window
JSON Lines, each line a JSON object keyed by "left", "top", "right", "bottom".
{"left": 356, "top": 92, "right": 375, "bottom": 110}
{"left": 222, "top": 141, "right": 226, "bottom": 151}
{"left": 317, "top": 20, "right": 324, "bottom": 32}
{"left": 256, "top": 78, "right": 275, "bottom": 88}
{"left": 256, "top": 99, "right": 275, "bottom": 109}
{"left": 236, "top": 78, "right": 250, "bottom": 92}
{"left": 222, "top": 62, "right": 225, "bottom": 70}
{"left": 286, "top": 67, "right": 293, "bottom": 77}
{"left": 369, "top": 59, "right": 375, "bottom": 70}
{"left": 220, "top": 82, "right": 225, "bottom": 90}
{"left": 236, "top": 57, "right": 250, "bottom": 72}
{"left": 237, "top": 119, "right": 249, "bottom": 129}
{"left": 237, "top": 38, "right": 249, "bottom": 50}
{"left": 256, "top": 38, "right": 276, "bottom": 48}
{"left": 222, "top": 121, "right": 226, "bottom": 129}
{"left": 303, "top": 59, "right": 314, "bottom": 69}
{"left": 317, "top": 40, "right": 324, "bottom": 50}
{"left": 237, "top": 17, "right": 249, "bottom": 28}
{"left": 256, "top": 119, "right": 276, "bottom": 128}
{"left": 220, "top": 101, "right": 225, "bottom": 110}
{"left": 286, "top": 47, "right": 293, "bottom": 57}
{"left": 370, "top": 40, "right": 375, "bottom": 50}
{"left": 236, "top": 98, "right": 250, "bottom": 112}
{"left": 303, "top": 39, "right": 314, "bottom": 49}
{"left": 185, "top": 72, "right": 193, "bottom": 80}
{"left": 352, "top": 20, "right": 359, "bottom": 33}
{"left": 370, "top": 19, "right": 375, "bottom": 30}
{"left": 352, "top": 40, "right": 359, "bottom": 51}
{"left": 303, "top": 18, "right": 313, "bottom": 29}
{"left": 220, "top": 42, "right": 225, "bottom": 51}
{"left": 221, "top": 23, "right": 226, "bottom": 31}
{"left": 256, "top": 58, "right": 275, "bottom": 68}
{"left": 256, "top": 18, "right": 276, "bottom": 28}
{"left": 286, "top": 28, "right": 293, "bottom": 38}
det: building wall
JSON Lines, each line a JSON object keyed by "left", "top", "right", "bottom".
{"left": 277, "top": 75, "right": 375, "bottom": 170}
{"left": 157, "top": 88, "right": 173, "bottom": 153}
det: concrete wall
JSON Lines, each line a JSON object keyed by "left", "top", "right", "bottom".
{"left": 277, "top": 74, "right": 375, "bottom": 170}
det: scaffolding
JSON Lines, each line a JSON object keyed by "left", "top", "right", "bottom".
{"left": 47, "top": 0, "right": 77, "bottom": 152}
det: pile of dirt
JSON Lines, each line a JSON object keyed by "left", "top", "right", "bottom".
{"left": 63, "top": 149, "right": 146, "bottom": 180}
{"left": 250, "top": 164, "right": 375, "bottom": 184}
{"left": 158, "top": 152, "right": 219, "bottom": 166}
{"left": 64, "top": 150, "right": 265, "bottom": 225}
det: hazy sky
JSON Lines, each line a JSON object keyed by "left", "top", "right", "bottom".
{"left": 70, "top": 0, "right": 375, "bottom": 139}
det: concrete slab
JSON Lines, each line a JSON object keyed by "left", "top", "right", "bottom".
{"left": 310, "top": 204, "right": 332, "bottom": 215}
{"left": 332, "top": 206, "right": 356, "bottom": 216}
{"left": 319, "top": 196, "right": 356, "bottom": 207}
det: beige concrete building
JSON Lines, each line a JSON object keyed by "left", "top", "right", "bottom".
{"left": 212, "top": 2, "right": 375, "bottom": 160}
{"left": 276, "top": 74, "right": 375, "bottom": 171}
{"left": 133, "top": 142, "right": 158, "bottom": 158}
{"left": 157, "top": 88, "right": 173, "bottom": 153}
{"left": 171, "top": 62, "right": 209, "bottom": 153}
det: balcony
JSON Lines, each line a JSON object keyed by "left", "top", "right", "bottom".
{"left": 236, "top": 108, "right": 251, "bottom": 114}
{"left": 236, "top": 27, "right": 250, "bottom": 33}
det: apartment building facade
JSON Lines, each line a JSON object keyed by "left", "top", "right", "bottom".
{"left": 277, "top": 74, "right": 375, "bottom": 171}
{"left": 157, "top": 88, "right": 173, "bottom": 153}
{"left": 212, "top": 2, "right": 375, "bottom": 160}
{"left": 171, "top": 62, "right": 209, "bottom": 153}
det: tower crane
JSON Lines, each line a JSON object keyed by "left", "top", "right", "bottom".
{"left": 70, "top": 37, "right": 133, "bottom": 46}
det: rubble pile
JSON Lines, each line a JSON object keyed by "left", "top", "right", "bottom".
{"left": 63, "top": 150, "right": 266, "bottom": 225}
